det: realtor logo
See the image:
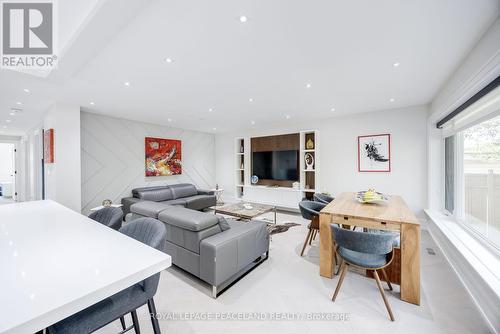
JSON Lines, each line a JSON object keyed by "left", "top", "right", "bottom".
{"left": 1, "top": 0, "right": 57, "bottom": 69}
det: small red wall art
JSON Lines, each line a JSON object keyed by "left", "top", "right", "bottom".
{"left": 145, "top": 137, "right": 182, "bottom": 176}
{"left": 44, "top": 129, "right": 54, "bottom": 163}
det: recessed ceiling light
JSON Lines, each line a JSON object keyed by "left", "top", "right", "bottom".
{"left": 167, "top": 118, "right": 172, "bottom": 122}
{"left": 2, "top": 125, "right": 7, "bottom": 129}
{"left": 124, "top": 81, "right": 130, "bottom": 87}
{"left": 393, "top": 62, "right": 400, "bottom": 67}
{"left": 249, "top": 98, "right": 253, "bottom": 103}
{"left": 286, "top": 115, "right": 291, "bottom": 119}
{"left": 212, "top": 127, "right": 217, "bottom": 131}
{"left": 165, "top": 58, "right": 173, "bottom": 63}
{"left": 208, "top": 108, "right": 213, "bottom": 112}
{"left": 251, "top": 120, "right": 255, "bottom": 125}
{"left": 389, "top": 98, "right": 395, "bottom": 102}
{"left": 16, "top": 102, "right": 22, "bottom": 105}
{"left": 5, "top": 120, "right": 11, "bottom": 123}
{"left": 331, "top": 107, "right": 336, "bottom": 112}
{"left": 306, "top": 83, "right": 312, "bottom": 89}
{"left": 90, "top": 102, "right": 95, "bottom": 106}
{"left": 23, "top": 88, "right": 30, "bottom": 93}
{"left": 9, "top": 112, "right": 15, "bottom": 116}
{"left": 239, "top": 16, "right": 248, "bottom": 23}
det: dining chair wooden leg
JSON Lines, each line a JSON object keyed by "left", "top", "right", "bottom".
{"left": 331, "top": 262, "right": 348, "bottom": 301}
{"left": 119, "top": 316, "right": 126, "bottom": 330}
{"left": 131, "top": 309, "right": 141, "bottom": 333}
{"left": 308, "top": 230, "right": 314, "bottom": 245}
{"left": 300, "top": 229, "right": 313, "bottom": 256}
{"left": 380, "top": 268, "right": 393, "bottom": 291}
{"left": 147, "top": 298, "right": 161, "bottom": 334}
{"left": 335, "top": 258, "right": 343, "bottom": 276}
{"left": 373, "top": 270, "right": 395, "bottom": 321}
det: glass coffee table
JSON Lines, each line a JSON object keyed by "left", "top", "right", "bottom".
{"left": 214, "top": 202, "right": 277, "bottom": 224}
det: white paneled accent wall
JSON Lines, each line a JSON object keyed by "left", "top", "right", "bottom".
{"left": 81, "top": 112, "right": 216, "bottom": 214}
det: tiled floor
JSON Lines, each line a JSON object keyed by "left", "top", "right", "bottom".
{"left": 98, "top": 211, "right": 492, "bottom": 334}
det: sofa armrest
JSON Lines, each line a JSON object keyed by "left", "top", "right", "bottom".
{"left": 197, "top": 189, "right": 214, "bottom": 196}
{"left": 121, "top": 197, "right": 142, "bottom": 217}
{"left": 199, "top": 221, "right": 269, "bottom": 286}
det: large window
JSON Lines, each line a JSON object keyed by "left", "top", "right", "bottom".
{"left": 445, "top": 115, "right": 500, "bottom": 250}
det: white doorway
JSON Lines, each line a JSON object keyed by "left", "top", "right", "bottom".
{"left": 0, "top": 143, "right": 16, "bottom": 203}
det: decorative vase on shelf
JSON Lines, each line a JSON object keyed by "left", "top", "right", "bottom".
{"left": 306, "top": 138, "right": 315, "bottom": 149}
{"left": 251, "top": 175, "right": 259, "bottom": 184}
{"left": 305, "top": 153, "right": 314, "bottom": 170}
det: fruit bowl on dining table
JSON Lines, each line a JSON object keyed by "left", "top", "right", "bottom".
{"left": 356, "top": 189, "right": 388, "bottom": 204}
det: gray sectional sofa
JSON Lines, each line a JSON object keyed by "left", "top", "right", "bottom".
{"left": 125, "top": 190, "right": 270, "bottom": 298}
{"left": 121, "top": 183, "right": 216, "bottom": 217}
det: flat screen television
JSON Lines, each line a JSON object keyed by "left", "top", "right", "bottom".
{"left": 252, "top": 150, "right": 299, "bottom": 181}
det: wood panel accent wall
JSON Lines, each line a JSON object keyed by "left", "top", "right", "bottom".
{"left": 251, "top": 133, "right": 300, "bottom": 187}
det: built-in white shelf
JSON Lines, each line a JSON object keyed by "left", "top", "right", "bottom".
{"left": 304, "top": 169, "right": 315, "bottom": 172}
{"left": 302, "top": 149, "right": 315, "bottom": 152}
{"left": 236, "top": 153, "right": 244, "bottom": 155}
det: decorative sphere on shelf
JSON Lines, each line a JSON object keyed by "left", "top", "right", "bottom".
{"left": 251, "top": 175, "right": 259, "bottom": 184}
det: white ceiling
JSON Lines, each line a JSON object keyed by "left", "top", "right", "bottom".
{"left": 1, "top": 0, "right": 499, "bottom": 135}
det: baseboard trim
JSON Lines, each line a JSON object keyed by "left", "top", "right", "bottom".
{"left": 425, "top": 210, "right": 500, "bottom": 334}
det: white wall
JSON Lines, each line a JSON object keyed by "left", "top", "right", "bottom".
{"left": 43, "top": 104, "right": 82, "bottom": 212}
{"left": 216, "top": 105, "right": 428, "bottom": 214}
{"left": 81, "top": 112, "right": 216, "bottom": 215}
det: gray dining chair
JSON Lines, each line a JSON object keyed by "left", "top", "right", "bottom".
{"left": 88, "top": 207, "right": 123, "bottom": 231}
{"left": 313, "top": 193, "right": 334, "bottom": 204}
{"left": 331, "top": 225, "right": 396, "bottom": 321}
{"left": 47, "top": 218, "right": 167, "bottom": 334}
{"left": 298, "top": 200, "right": 326, "bottom": 256}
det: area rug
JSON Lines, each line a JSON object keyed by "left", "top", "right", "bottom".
{"left": 266, "top": 222, "right": 301, "bottom": 235}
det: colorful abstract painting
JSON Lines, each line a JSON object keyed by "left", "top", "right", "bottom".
{"left": 145, "top": 137, "right": 182, "bottom": 176}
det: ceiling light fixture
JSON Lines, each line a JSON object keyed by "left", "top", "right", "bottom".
{"left": 2, "top": 125, "right": 7, "bottom": 128}
{"left": 306, "top": 83, "right": 312, "bottom": 89}
{"left": 23, "top": 88, "right": 30, "bottom": 93}
{"left": 16, "top": 102, "right": 22, "bottom": 105}
{"left": 90, "top": 102, "right": 95, "bottom": 106}
{"left": 249, "top": 98, "right": 253, "bottom": 102}
{"left": 251, "top": 120, "right": 255, "bottom": 125}
{"left": 165, "top": 58, "right": 173, "bottom": 63}
{"left": 286, "top": 115, "right": 291, "bottom": 119}
{"left": 331, "top": 107, "right": 335, "bottom": 112}
{"left": 208, "top": 108, "right": 213, "bottom": 112}
{"left": 389, "top": 98, "right": 395, "bottom": 102}
{"left": 124, "top": 81, "right": 130, "bottom": 87}
{"left": 5, "top": 120, "right": 12, "bottom": 123}
{"left": 239, "top": 16, "right": 248, "bottom": 23}
{"left": 212, "top": 127, "right": 217, "bottom": 131}
{"left": 393, "top": 62, "right": 400, "bottom": 67}
{"left": 9, "top": 112, "right": 15, "bottom": 116}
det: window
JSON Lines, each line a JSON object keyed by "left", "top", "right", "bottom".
{"left": 445, "top": 115, "right": 500, "bottom": 250}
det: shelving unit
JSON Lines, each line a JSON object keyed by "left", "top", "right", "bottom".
{"left": 235, "top": 138, "right": 246, "bottom": 199}
{"left": 299, "top": 130, "right": 320, "bottom": 200}
{"left": 233, "top": 130, "right": 320, "bottom": 210}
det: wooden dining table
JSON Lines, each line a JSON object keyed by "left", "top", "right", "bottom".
{"left": 319, "top": 192, "right": 420, "bottom": 305}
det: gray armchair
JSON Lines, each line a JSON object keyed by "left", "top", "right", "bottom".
{"left": 298, "top": 200, "right": 326, "bottom": 256}
{"left": 88, "top": 207, "right": 123, "bottom": 231}
{"left": 331, "top": 225, "right": 396, "bottom": 321}
{"left": 313, "top": 193, "right": 334, "bottom": 204}
{"left": 47, "top": 218, "right": 167, "bottom": 334}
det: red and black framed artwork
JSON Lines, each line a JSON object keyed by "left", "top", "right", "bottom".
{"left": 358, "top": 134, "right": 391, "bottom": 172}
